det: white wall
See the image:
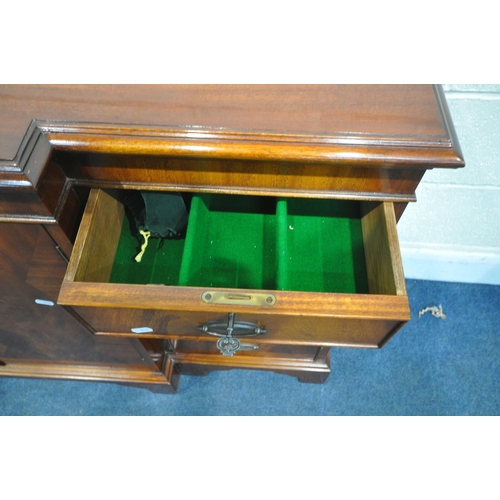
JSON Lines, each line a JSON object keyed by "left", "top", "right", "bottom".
{"left": 397, "top": 84, "right": 500, "bottom": 285}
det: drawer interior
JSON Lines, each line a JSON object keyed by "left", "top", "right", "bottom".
{"left": 108, "top": 192, "right": 369, "bottom": 294}
{"left": 69, "top": 189, "right": 405, "bottom": 297}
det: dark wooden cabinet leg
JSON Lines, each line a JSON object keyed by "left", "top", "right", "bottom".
{"left": 296, "top": 371, "right": 330, "bottom": 384}
{"left": 296, "top": 347, "right": 331, "bottom": 383}
{"left": 129, "top": 338, "right": 180, "bottom": 392}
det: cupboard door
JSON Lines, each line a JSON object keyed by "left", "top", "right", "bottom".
{"left": 0, "top": 223, "right": 178, "bottom": 392}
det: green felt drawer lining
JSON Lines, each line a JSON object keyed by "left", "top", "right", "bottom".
{"left": 109, "top": 194, "right": 369, "bottom": 294}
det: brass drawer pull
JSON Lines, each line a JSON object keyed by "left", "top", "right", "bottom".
{"left": 202, "top": 291, "right": 276, "bottom": 306}
{"left": 198, "top": 313, "right": 266, "bottom": 356}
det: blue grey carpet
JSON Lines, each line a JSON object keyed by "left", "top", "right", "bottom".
{"left": 1, "top": 279, "right": 499, "bottom": 415}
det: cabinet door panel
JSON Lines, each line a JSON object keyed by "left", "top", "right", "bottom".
{"left": 0, "top": 223, "right": 175, "bottom": 390}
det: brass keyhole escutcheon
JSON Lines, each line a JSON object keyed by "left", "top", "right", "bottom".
{"left": 198, "top": 313, "right": 266, "bottom": 356}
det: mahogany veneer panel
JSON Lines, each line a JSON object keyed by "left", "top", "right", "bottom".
{"left": 0, "top": 223, "right": 178, "bottom": 391}
{"left": 0, "top": 85, "right": 461, "bottom": 162}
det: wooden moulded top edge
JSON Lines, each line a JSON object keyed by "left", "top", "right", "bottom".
{"left": 0, "top": 84, "right": 465, "bottom": 170}
{"left": 43, "top": 125, "right": 465, "bottom": 168}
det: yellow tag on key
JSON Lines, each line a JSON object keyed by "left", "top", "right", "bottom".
{"left": 134, "top": 230, "right": 151, "bottom": 262}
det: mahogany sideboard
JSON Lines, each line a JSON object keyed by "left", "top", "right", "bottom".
{"left": 0, "top": 85, "right": 464, "bottom": 393}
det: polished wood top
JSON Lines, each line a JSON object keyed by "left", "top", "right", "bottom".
{"left": 0, "top": 85, "right": 464, "bottom": 168}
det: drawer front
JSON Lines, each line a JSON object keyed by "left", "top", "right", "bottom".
{"left": 173, "top": 338, "right": 320, "bottom": 358}
{"left": 67, "top": 301, "right": 407, "bottom": 348}
{"left": 58, "top": 189, "right": 410, "bottom": 348}
{"left": 170, "top": 339, "right": 331, "bottom": 379}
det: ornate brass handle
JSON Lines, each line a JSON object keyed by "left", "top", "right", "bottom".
{"left": 198, "top": 313, "right": 266, "bottom": 356}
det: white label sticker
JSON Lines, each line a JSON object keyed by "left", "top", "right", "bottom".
{"left": 131, "top": 327, "right": 154, "bottom": 334}
{"left": 35, "top": 299, "right": 55, "bottom": 306}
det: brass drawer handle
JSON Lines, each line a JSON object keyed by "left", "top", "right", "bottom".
{"left": 198, "top": 313, "right": 266, "bottom": 356}
{"left": 202, "top": 291, "right": 276, "bottom": 306}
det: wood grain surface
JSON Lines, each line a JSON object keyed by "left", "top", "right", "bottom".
{"left": 0, "top": 85, "right": 464, "bottom": 167}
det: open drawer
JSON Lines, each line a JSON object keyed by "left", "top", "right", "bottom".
{"left": 58, "top": 189, "right": 410, "bottom": 348}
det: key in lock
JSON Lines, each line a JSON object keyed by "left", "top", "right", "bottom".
{"left": 198, "top": 312, "right": 266, "bottom": 356}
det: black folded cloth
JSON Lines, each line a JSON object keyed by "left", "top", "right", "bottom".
{"left": 122, "top": 190, "right": 188, "bottom": 240}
